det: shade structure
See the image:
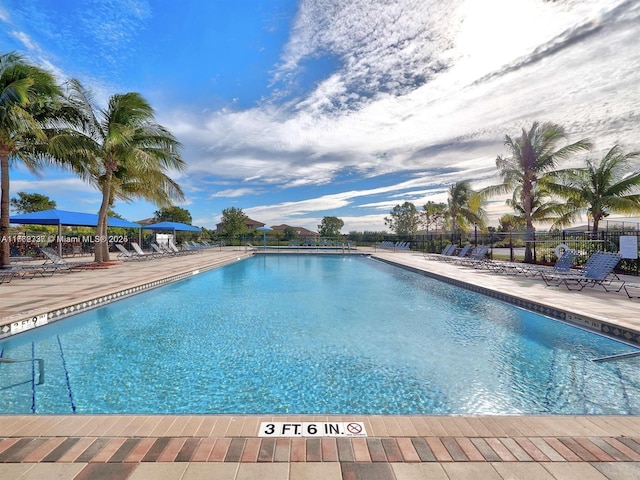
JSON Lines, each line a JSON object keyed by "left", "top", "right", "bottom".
{"left": 9, "top": 209, "right": 141, "bottom": 256}
{"left": 143, "top": 221, "right": 201, "bottom": 232}
{"left": 9, "top": 209, "right": 141, "bottom": 228}
{"left": 256, "top": 226, "right": 272, "bottom": 249}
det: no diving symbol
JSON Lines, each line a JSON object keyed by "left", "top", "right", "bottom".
{"left": 346, "top": 422, "right": 362, "bottom": 434}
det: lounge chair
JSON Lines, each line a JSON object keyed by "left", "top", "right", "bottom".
{"left": 169, "top": 239, "right": 194, "bottom": 255}
{"left": 1, "top": 257, "right": 57, "bottom": 280}
{"left": 423, "top": 244, "right": 456, "bottom": 260}
{"left": 487, "top": 249, "right": 579, "bottom": 277}
{"left": 182, "top": 241, "right": 202, "bottom": 253}
{"left": 441, "top": 244, "right": 471, "bottom": 262}
{"left": 541, "top": 251, "right": 623, "bottom": 291}
{"left": 0, "top": 269, "right": 16, "bottom": 284}
{"left": 457, "top": 245, "right": 490, "bottom": 267}
{"left": 150, "top": 243, "right": 173, "bottom": 257}
{"left": 131, "top": 242, "right": 159, "bottom": 259}
{"left": 40, "top": 247, "right": 98, "bottom": 271}
{"left": 115, "top": 243, "right": 146, "bottom": 261}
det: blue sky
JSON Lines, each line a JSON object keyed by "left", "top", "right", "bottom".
{"left": 1, "top": 0, "right": 639, "bottom": 232}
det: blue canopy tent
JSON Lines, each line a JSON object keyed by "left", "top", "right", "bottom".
{"left": 9, "top": 209, "right": 141, "bottom": 256}
{"left": 143, "top": 221, "right": 201, "bottom": 246}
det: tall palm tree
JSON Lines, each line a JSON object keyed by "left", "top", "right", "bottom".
{"left": 51, "top": 79, "right": 185, "bottom": 263}
{"left": 485, "top": 122, "right": 591, "bottom": 262}
{"left": 445, "top": 181, "right": 485, "bottom": 236}
{"left": 0, "top": 52, "right": 67, "bottom": 267}
{"left": 545, "top": 145, "right": 640, "bottom": 233}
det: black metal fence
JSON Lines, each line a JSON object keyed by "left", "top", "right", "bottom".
{"left": 388, "top": 230, "right": 640, "bottom": 276}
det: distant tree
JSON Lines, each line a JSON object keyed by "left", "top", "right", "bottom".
{"left": 445, "top": 181, "right": 485, "bottom": 235}
{"left": 154, "top": 206, "right": 192, "bottom": 224}
{"left": 318, "top": 216, "right": 344, "bottom": 237}
{"left": 283, "top": 226, "right": 298, "bottom": 240}
{"left": 384, "top": 201, "right": 420, "bottom": 235}
{"left": 498, "top": 214, "right": 524, "bottom": 232}
{"left": 505, "top": 185, "right": 570, "bottom": 233}
{"left": 545, "top": 145, "right": 640, "bottom": 233}
{"left": 10, "top": 192, "right": 56, "bottom": 213}
{"left": 422, "top": 201, "right": 446, "bottom": 233}
{"left": 219, "top": 207, "right": 248, "bottom": 244}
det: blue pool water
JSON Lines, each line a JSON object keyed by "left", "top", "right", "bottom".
{"left": 1, "top": 255, "right": 639, "bottom": 415}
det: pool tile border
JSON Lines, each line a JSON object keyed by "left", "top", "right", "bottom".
{"left": 373, "top": 256, "right": 640, "bottom": 347}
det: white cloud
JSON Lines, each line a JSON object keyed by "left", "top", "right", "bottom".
{"left": 0, "top": 6, "right": 10, "bottom": 23}
{"left": 168, "top": 0, "right": 640, "bottom": 232}
{"left": 8, "top": 0, "right": 640, "bottom": 233}
{"left": 210, "top": 188, "right": 260, "bottom": 199}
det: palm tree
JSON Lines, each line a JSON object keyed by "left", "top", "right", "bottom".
{"left": 51, "top": 79, "right": 185, "bottom": 263}
{"left": 485, "top": 122, "right": 591, "bottom": 262}
{"left": 0, "top": 52, "right": 67, "bottom": 267}
{"left": 545, "top": 145, "right": 640, "bottom": 233}
{"left": 445, "top": 181, "right": 485, "bottom": 238}
{"left": 505, "top": 185, "right": 573, "bottom": 232}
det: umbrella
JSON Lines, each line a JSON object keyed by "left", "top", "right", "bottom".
{"left": 256, "top": 226, "right": 272, "bottom": 250}
{"left": 9, "top": 209, "right": 141, "bottom": 256}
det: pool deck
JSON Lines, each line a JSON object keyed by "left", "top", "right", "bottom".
{"left": 1, "top": 247, "right": 640, "bottom": 479}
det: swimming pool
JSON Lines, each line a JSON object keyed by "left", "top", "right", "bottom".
{"left": 1, "top": 254, "right": 639, "bottom": 414}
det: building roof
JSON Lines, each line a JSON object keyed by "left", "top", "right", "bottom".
{"left": 270, "top": 224, "right": 318, "bottom": 236}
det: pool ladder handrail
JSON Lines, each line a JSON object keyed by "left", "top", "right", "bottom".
{"left": 592, "top": 350, "right": 640, "bottom": 363}
{"left": 0, "top": 357, "right": 45, "bottom": 385}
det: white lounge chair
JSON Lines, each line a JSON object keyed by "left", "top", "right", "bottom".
{"left": 40, "top": 247, "right": 97, "bottom": 271}
{"left": 115, "top": 243, "right": 147, "bottom": 261}
{"left": 131, "top": 242, "right": 158, "bottom": 259}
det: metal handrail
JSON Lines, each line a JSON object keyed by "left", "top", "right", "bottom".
{"left": 0, "top": 357, "right": 45, "bottom": 385}
{"left": 592, "top": 351, "right": 640, "bottom": 363}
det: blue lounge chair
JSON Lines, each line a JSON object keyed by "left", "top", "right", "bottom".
{"left": 487, "top": 249, "right": 579, "bottom": 277}
{"left": 458, "top": 245, "right": 490, "bottom": 267}
{"left": 423, "top": 244, "right": 455, "bottom": 260}
{"left": 542, "top": 251, "right": 623, "bottom": 291}
{"left": 442, "top": 244, "right": 471, "bottom": 262}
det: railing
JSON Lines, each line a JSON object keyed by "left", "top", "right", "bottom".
{"left": 0, "top": 357, "right": 45, "bottom": 389}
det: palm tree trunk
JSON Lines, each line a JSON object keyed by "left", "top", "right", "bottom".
{"left": 95, "top": 178, "right": 112, "bottom": 264}
{"left": 523, "top": 183, "right": 535, "bottom": 263}
{"left": 0, "top": 152, "right": 10, "bottom": 267}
